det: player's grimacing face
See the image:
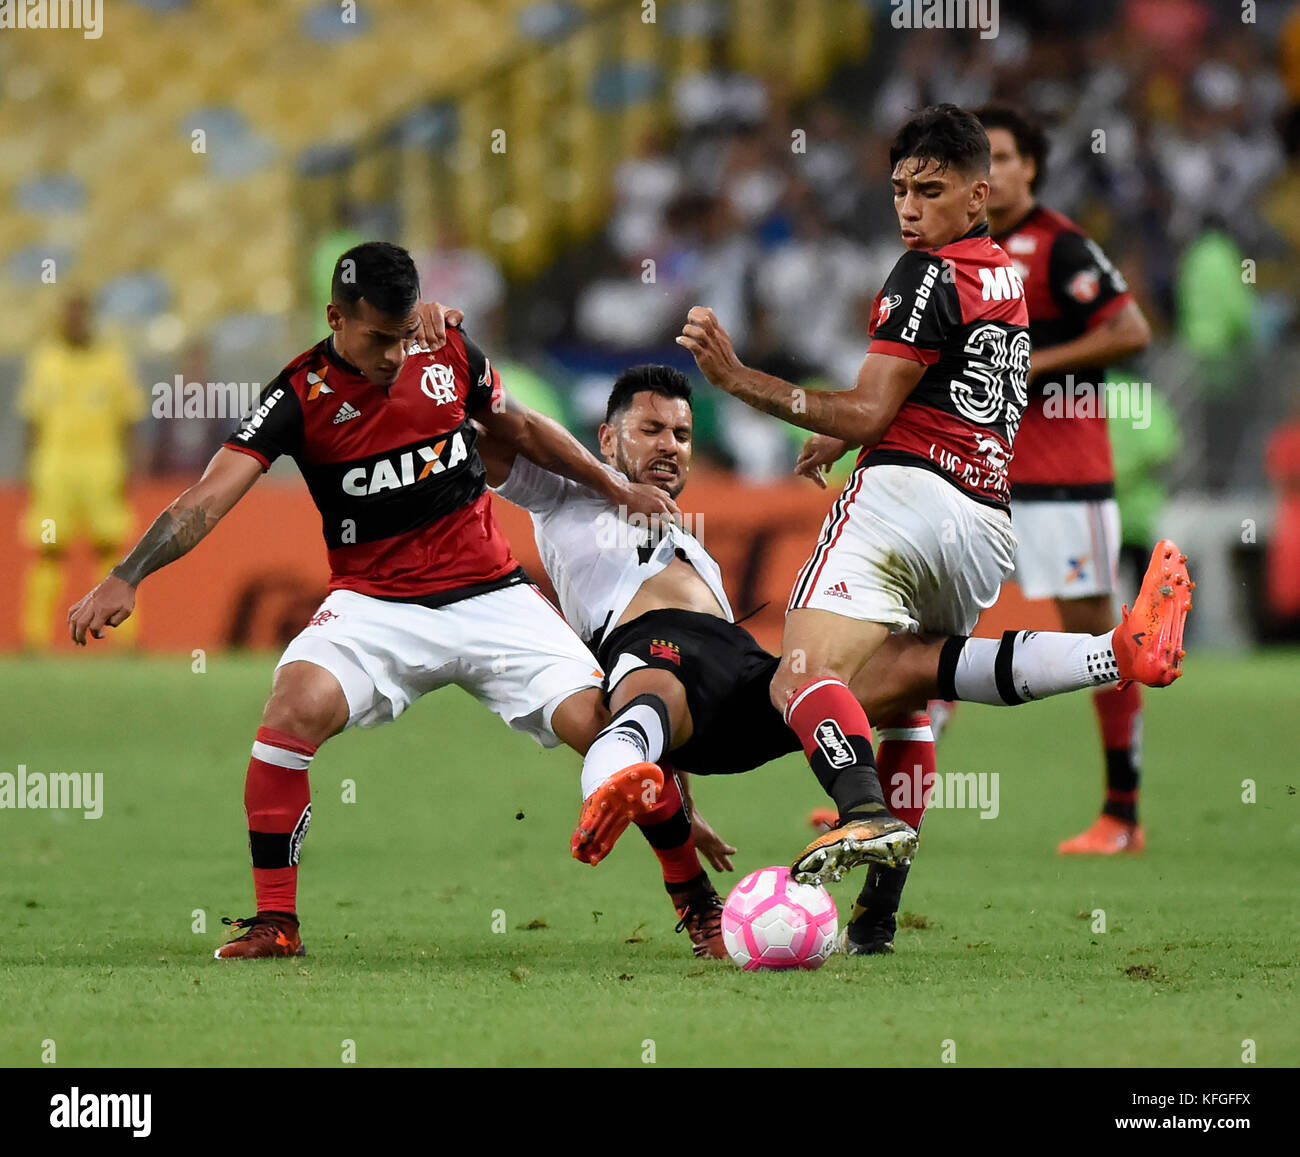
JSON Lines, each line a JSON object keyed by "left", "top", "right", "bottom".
{"left": 892, "top": 156, "right": 989, "bottom": 251}
{"left": 599, "top": 392, "right": 693, "bottom": 500}
{"left": 328, "top": 298, "right": 421, "bottom": 387}
{"left": 985, "top": 128, "right": 1035, "bottom": 214}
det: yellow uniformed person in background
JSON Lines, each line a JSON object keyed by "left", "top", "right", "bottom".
{"left": 19, "top": 293, "right": 146, "bottom": 649}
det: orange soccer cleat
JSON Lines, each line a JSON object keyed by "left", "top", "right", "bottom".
{"left": 571, "top": 762, "right": 665, "bottom": 866}
{"left": 1113, "top": 539, "right": 1194, "bottom": 688}
{"left": 1057, "top": 813, "right": 1146, "bottom": 855}
{"left": 807, "top": 807, "right": 839, "bottom": 834}
{"left": 213, "top": 913, "right": 305, "bottom": 959}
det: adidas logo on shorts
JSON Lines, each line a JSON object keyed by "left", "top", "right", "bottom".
{"left": 333, "top": 401, "right": 362, "bottom": 425}
{"left": 823, "top": 580, "right": 851, "bottom": 600}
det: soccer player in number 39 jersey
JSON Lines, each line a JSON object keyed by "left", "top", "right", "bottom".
{"left": 66, "top": 242, "right": 678, "bottom": 959}
{"left": 678, "top": 105, "right": 1191, "bottom": 931}
{"left": 978, "top": 104, "right": 1158, "bottom": 854}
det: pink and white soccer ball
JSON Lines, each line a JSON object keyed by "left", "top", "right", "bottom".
{"left": 721, "top": 866, "right": 838, "bottom": 970}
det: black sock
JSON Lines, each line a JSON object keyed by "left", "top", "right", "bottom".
{"left": 849, "top": 863, "right": 911, "bottom": 939}
{"left": 1102, "top": 749, "right": 1140, "bottom": 824}
{"left": 805, "top": 732, "right": 886, "bottom": 818}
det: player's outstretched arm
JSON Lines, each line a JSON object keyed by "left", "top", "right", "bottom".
{"left": 67, "top": 447, "right": 263, "bottom": 645}
{"left": 478, "top": 394, "right": 680, "bottom": 523}
{"left": 677, "top": 306, "right": 924, "bottom": 445}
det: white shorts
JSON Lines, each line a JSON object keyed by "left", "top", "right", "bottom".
{"left": 275, "top": 583, "right": 604, "bottom": 747}
{"left": 1011, "top": 498, "right": 1120, "bottom": 600}
{"left": 788, "top": 464, "right": 1018, "bottom": 638}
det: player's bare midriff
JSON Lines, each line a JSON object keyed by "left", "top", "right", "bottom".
{"left": 616, "top": 552, "right": 725, "bottom": 629}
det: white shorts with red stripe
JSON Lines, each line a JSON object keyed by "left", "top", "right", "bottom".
{"left": 275, "top": 583, "right": 603, "bottom": 747}
{"left": 1010, "top": 498, "right": 1121, "bottom": 600}
{"left": 788, "top": 463, "right": 1017, "bottom": 637}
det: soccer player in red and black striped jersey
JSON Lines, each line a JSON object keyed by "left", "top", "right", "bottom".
{"left": 680, "top": 104, "right": 1027, "bottom": 883}
{"left": 979, "top": 104, "right": 1156, "bottom": 854}
{"left": 680, "top": 105, "right": 1189, "bottom": 950}
{"left": 67, "top": 242, "right": 678, "bottom": 958}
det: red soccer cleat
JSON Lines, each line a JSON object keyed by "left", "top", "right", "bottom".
{"left": 213, "top": 913, "right": 305, "bottom": 959}
{"left": 1057, "top": 814, "right": 1146, "bottom": 855}
{"left": 1113, "top": 539, "right": 1194, "bottom": 688}
{"left": 571, "top": 762, "right": 665, "bottom": 866}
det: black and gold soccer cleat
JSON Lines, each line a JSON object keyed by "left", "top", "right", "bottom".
{"left": 790, "top": 811, "right": 916, "bottom": 886}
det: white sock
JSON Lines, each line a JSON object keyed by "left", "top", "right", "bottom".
{"left": 580, "top": 694, "right": 669, "bottom": 800}
{"left": 947, "top": 630, "right": 1119, "bottom": 705}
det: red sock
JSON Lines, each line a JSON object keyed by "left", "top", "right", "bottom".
{"left": 1093, "top": 683, "right": 1142, "bottom": 821}
{"left": 636, "top": 771, "right": 703, "bottom": 885}
{"left": 245, "top": 726, "right": 315, "bottom": 916}
{"left": 784, "top": 677, "right": 883, "bottom": 815}
{"left": 877, "top": 713, "right": 935, "bottom": 829}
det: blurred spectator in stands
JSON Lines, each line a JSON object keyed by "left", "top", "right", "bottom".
{"left": 1282, "top": 1, "right": 1300, "bottom": 155}
{"left": 415, "top": 215, "right": 506, "bottom": 347}
{"left": 1264, "top": 394, "right": 1300, "bottom": 636}
{"left": 309, "top": 197, "right": 367, "bottom": 327}
{"left": 1175, "top": 216, "right": 1258, "bottom": 489}
{"left": 149, "top": 339, "right": 232, "bottom": 476}
{"left": 608, "top": 131, "right": 682, "bottom": 259}
{"left": 1109, "top": 381, "right": 1182, "bottom": 600}
{"left": 753, "top": 191, "right": 878, "bottom": 385}
{"left": 18, "top": 293, "right": 146, "bottom": 650}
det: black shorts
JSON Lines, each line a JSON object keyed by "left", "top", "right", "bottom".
{"left": 596, "top": 609, "right": 800, "bottom": 775}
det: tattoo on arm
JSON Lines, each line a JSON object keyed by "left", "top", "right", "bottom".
{"left": 110, "top": 505, "right": 210, "bottom": 587}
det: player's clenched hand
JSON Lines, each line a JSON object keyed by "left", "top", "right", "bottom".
{"left": 675, "top": 306, "right": 743, "bottom": 390}
{"left": 67, "top": 574, "right": 136, "bottom": 646}
{"left": 415, "top": 301, "right": 464, "bottom": 351}
{"left": 691, "top": 810, "right": 737, "bottom": 872}
{"left": 618, "top": 479, "right": 682, "bottom": 526}
{"left": 795, "top": 434, "right": 851, "bottom": 489}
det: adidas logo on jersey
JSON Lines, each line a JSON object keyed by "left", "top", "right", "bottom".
{"left": 823, "top": 580, "right": 851, "bottom": 600}
{"left": 332, "top": 401, "right": 361, "bottom": 425}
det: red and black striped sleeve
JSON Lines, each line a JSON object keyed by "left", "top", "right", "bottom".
{"left": 221, "top": 372, "right": 304, "bottom": 469}
{"left": 868, "top": 249, "right": 962, "bottom": 365}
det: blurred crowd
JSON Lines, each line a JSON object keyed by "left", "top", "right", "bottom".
{"left": 549, "top": 0, "right": 1298, "bottom": 490}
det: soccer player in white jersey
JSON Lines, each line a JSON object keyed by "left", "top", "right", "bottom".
{"left": 483, "top": 364, "right": 1192, "bottom": 956}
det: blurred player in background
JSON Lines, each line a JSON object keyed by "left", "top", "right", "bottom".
{"left": 484, "top": 363, "right": 1192, "bottom": 956}
{"left": 66, "top": 243, "right": 675, "bottom": 960}
{"left": 19, "top": 292, "right": 146, "bottom": 651}
{"left": 979, "top": 104, "right": 1156, "bottom": 855}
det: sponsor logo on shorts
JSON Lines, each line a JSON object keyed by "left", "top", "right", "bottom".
{"left": 649, "top": 640, "right": 681, "bottom": 665}
{"left": 822, "top": 580, "right": 851, "bottom": 600}
{"left": 815, "top": 720, "right": 854, "bottom": 769}
{"left": 308, "top": 608, "right": 339, "bottom": 627}
{"left": 1066, "top": 556, "right": 1089, "bottom": 583}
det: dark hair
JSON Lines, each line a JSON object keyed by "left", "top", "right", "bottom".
{"left": 605, "top": 364, "right": 693, "bottom": 424}
{"left": 889, "top": 103, "right": 990, "bottom": 182}
{"left": 331, "top": 241, "right": 420, "bottom": 319}
{"left": 976, "top": 103, "right": 1049, "bottom": 193}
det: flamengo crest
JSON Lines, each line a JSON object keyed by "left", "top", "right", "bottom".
{"left": 421, "top": 363, "right": 458, "bottom": 404}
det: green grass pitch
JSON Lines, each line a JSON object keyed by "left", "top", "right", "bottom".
{"left": 1, "top": 651, "right": 1296, "bottom": 1067}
